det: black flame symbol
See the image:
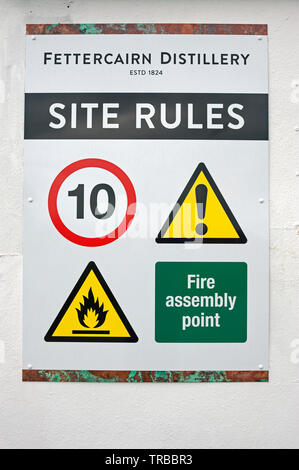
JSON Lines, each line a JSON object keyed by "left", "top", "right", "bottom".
{"left": 76, "top": 288, "right": 108, "bottom": 329}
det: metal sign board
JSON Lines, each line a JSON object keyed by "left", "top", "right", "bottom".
{"left": 23, "top": 23, "right": 269, "bottom": 382}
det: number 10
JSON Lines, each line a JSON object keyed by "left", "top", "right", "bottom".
{"left": 68, "top": 184, "right": 116, "bottom": 219}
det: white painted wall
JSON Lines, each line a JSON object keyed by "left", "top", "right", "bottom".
{"left": 0, "top": 0, "right": 298, "bottom": 449}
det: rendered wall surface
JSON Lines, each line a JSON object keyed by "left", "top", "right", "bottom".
{"left": 0, "top": 0, "right": 298, "bottom": 449}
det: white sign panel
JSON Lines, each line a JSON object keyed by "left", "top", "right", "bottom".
{"left": 23, "top": 24, "right": 269, "bottom": 382}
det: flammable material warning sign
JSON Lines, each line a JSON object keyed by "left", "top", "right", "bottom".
{"left": 45, "top": 262, "right": 138, "bottom": 342}
{"left": 23, "top": 24, "right": 269, "bottom": 381}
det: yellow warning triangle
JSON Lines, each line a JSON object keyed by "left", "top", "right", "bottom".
{"left": 156, "top": 163, "right": 246, "bottom": 244}
{"left": 45, "top": 262, "right": 138, "bottom": 342}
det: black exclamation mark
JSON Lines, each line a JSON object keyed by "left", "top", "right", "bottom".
{"left": 195, "top": 184, "right": 208, "bottom": 235}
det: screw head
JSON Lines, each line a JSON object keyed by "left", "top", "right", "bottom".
{"left": 258, "top": 364, "right": 264, "bottom": 370}
{"left": 31, "top": 36, "right": 36, "bottom": 40}
{"left": 27, "top": 197, "right": 33, "bottom": 203}
{"left": 27, "top": 364, "right": 32, "bottom": 370}
{"left": 259, "top": 198, "right": 264, "bottom": 203}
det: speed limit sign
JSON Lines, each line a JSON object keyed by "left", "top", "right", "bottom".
{"left": 48, "top": 159, "right": 136, "bottom": 247}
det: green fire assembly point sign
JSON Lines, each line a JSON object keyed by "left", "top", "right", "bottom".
{"left": 155, "top": 262, "right": 247, "bottom": 343}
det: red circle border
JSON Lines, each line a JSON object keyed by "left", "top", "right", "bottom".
{"left": 48, "top": 158, "right": 136, "bottom": 247}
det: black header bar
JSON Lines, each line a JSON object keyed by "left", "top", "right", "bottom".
{"left": 25, "top": 93, "right": 268, "bottom": 140}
